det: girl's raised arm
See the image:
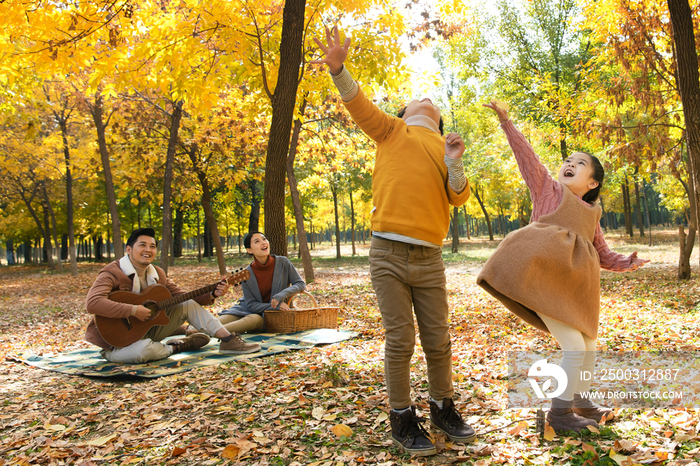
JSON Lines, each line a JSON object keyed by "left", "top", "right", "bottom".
{"left": 484, "top": 101, "right": 556, "bottom": 204}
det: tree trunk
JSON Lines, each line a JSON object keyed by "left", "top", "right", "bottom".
{"left": 95, "top": 235, "right": 104, "bottom": 261}
{"left": 668, "top": 0, "right": 700, "bottom": 270}
{"left": 23, "top": 240, "right": 31, "bottom": 263}
{"left": 559, "top": 122, "right": 568, "bottom": 161}
{"left": 472, "top": 186, "right": 494, "bottom": 240}
{"left": 286, "top": 100, "right": 314, "bottom": 282}
{"left": 498, "top": 204, "right": 506, "bottom": 237}
{"left": 17, "top": 185, "right": 48, "bottom": 267}
{"left": 40, "top": 194, "right": 56, "bottom": 268}
{"left": 249, "top": 179, "right": 260, "bottom": 233}
{"left": 160, "top": 100, "right": 183, "bottom": 274}
{"left": 200, "top": 180, "right": 227, "bottom": 274}
{"left": 43, "top": 185, "right": 63, "bottom": 272}
{"left": 678, "top": 170, "right": 697, "bottom": 278}
{"left": 58, "top": 119, "right": 77, "bottom": 275}
{"left": 174, "top": 208, "right": 184, "bottom": 258}
{"left": 237, "top": 209, "right": 243, "bottom": 254}
{"left": 642, "top": 181, "right": 652, "bottom": 246}
{"left": 451, "top": 206, "right": 459, "bottom": 253}
{"left": 634, "top": 180, "right": 645, "bottom": 237}
{"left": 350, "top": 187, "right": 357, "bottom": 256}
{"left": 310, "top": 220, "right": 315, "bottom": 249}
{"left": 197, "top": 208, "right": 202, "bottom": 263}
{"left": 6, "top": 240, "right": 15, "bottom": 265}
{"left": 263, "top": 0, "right": 306, "bottom": 256}
{"left": 91, "top": 94, "right": 123, "bottom": 259}
{"left": 185, "top": 144, "right": 226, "bottom": 273}
{"left": 332, "top": 185, "right": 341, "bottom": 259}
{"left": 61, "top": 233, "right": 68, "bottom": 260}
{"left": 622, "top": 178, "right": 633, "bottom": 237}
{"left": 203, "top": 220, "right": 212, "bottom": 258}
{"left": 463, "top": 205, "right": 470, "bottom": 240}
{"left": 679, "top": 223, "right": 696, "bottom": 279}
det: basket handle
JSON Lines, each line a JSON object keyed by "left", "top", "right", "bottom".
{"left": 287, "top": 291, "right": 319, "bottom": 310}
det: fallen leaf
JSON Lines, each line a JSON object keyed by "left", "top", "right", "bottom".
{"left": 312, "top": 407, "right": 325, "bottom": 420}
{"left": 543, "top": 423, "right": 555, "bottom": 441}
{"left": 221, "top": 445, "right": 240, "bottom": 460}
{"left": 582, "top": 443, "right": 598, "bottom": 458}
{"left": 375, "top": 412, "right": 388, "bottom": 425}
{"left": 86, "top": 433, "right": 117, "bottom": 446}
{"left": 330, "top": 424, "right": 353, "bottom": 437}
{"left": 609, "top": 448, "right": 633, "bottom": 466}
{"left": 508, "top": 420, "right": 528, "bottom": 436}
{"left": 45, "top": 424, "right": 66, "bottom": 432}
{"left": 614, "top": 439, "right": 636, "bottom": 453}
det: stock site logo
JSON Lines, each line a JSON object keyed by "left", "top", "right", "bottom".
{"left": 528, "top": 359, "right": 568, "bottom": 399}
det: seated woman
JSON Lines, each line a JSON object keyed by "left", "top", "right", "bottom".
{"left": 217, "top": 231, "right": 306, "bottom": 334}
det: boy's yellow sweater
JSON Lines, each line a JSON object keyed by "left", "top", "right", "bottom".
{"left": 344, "top": 88, "right": 470, "bottom": 245}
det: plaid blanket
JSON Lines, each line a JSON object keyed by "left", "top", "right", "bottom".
{"left": 11, "top": 329, "right": 358, "bottom": 379}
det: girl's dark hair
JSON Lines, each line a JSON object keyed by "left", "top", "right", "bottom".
{"left": 397, "top": 106, "right": 444, "bottom": 135}
{"left": 243, "top": 231, "right": 263, "bottom": 250}
{"left": 580, "top": 152, "right": 605, "bottom": 205}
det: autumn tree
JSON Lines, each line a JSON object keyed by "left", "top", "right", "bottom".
{"left": 581, "top": 0, "right": 698, "bottom": 277}
{"left": 668, "top": 0, "right": 700, "bottom": 277}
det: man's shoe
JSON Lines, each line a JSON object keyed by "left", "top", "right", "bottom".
{"left": 219, "top": 333, "right": 261, "bottom": 354}
{"left": 429, "top": 398, "right": 477, "bottom": 443}
{"left": 168, "top": 332, "right": 210, "bottom": 354}
{"left": 390, "top": 407, "right": 436, "bottom": 457}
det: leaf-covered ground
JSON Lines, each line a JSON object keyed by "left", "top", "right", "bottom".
{"left": 1, "top": 230, "right": 700, "bottom": 465}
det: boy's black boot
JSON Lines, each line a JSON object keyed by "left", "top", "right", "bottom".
{"left": 429, "top": 398, "right": 477, "bottom": 443}
{"left": 390, "top": 407, "right": 436, "bottom": 456}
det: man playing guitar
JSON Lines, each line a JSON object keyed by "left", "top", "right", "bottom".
{"left": 85, "top": 227, "right": 260, "bottom": 363}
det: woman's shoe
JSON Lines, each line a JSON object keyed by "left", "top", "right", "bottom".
{"left": 546, "top": 409, "right": 599, "bottom": 433}
{"left": 546, "top": 397, "right": 599, "bottom": 433}
{"left": 573, "top": 393, "right": 615, "bottom": 423}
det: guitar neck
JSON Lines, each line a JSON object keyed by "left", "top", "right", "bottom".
{"left": 157, "top": 283, "right": 217, "bottom": 310}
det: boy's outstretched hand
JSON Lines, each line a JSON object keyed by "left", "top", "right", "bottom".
{"left": 311, "top": 26, "right": 350, "bottom": 75}
{"left": 445, "top": 132, "right": 465, "bottom": 159}
{"left": 483, "top": 100, "right": 510, "bottom": 124}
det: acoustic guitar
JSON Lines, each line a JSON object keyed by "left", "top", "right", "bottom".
{"left": 95, "top": 268, "right": 250, "bottom": 348}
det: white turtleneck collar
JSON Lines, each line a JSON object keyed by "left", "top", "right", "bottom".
{"left": 119, "top": 255, "right": 159, "bottom": 292}
{"left": 404, "top": 115, "right": 440, "bottom": 134}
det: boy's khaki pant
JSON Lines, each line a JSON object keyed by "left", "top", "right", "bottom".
{"left": 369, "top": 236, "right": 453, "bottom": 409}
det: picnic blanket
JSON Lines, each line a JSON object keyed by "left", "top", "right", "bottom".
{"left": 11, "top": 329, "right": 358, "bottom": 379}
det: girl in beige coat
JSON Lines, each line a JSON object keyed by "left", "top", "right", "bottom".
{"left": 478, "top": 102, "right": 649, "bottom": 433}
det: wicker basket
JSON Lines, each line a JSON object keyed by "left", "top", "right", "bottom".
{"left": 264, "top": 291, "right": 339, "bottom": 333}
